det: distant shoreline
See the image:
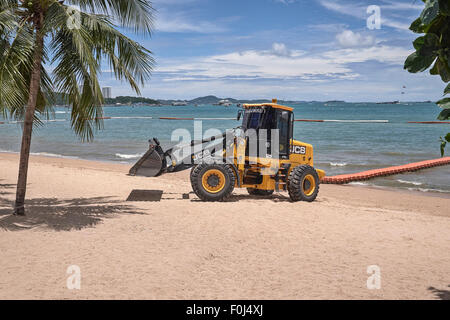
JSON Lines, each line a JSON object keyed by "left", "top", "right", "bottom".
{"left": 49, "top": 100, "right": 437, "bottom": 108}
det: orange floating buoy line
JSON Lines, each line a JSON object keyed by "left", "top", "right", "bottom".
{"left": 321, "top": 157, "right": 450, "bottom": 184}
{"left": 295, "top": 119, "right": 389, "bottom": 123}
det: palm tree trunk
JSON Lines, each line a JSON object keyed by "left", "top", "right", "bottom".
{"left": 14, "top": 17, "right": 44, "bottom": 216}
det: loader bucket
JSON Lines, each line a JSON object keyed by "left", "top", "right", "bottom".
{"left": 129, "top": 144, "right": 166, "bottom": 177}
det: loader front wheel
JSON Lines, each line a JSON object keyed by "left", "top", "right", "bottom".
{"left": 191, "top": 163, "right": 235, "bottom": 201}
{"left": 288, "top": 165, "right": 320, "bottom": 202}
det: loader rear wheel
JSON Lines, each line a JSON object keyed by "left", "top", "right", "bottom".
{"left": 288, "top": 165, "right": 320, "bottom": 202}
{"left": 247, "top": 188, "right": 274, "bottom": 196}
{"left": 191, "top": 163, "right": 235, "bottom": 201}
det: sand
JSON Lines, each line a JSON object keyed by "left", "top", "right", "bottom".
{"left": 0, "top": 152, "right": 449, "bottom": 300}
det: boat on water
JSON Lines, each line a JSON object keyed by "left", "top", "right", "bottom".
{"left": 172, "top": 101, "right": 188, "bottom": 106}
{"left": 214, "top": 99, "right": 233, "bottom": 107}
{"left": 376, "top": 101, "right": 400, "bottom": 105}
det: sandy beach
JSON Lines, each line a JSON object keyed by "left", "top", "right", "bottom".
{"left": 0, "top": 152, "right": 449, "bottom": 300}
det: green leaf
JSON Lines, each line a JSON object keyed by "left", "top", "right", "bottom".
{"left": 438, "top": 0, "right": 450, "bottom": 15}
{"left": 404, "top": 52, "right": 437, "bottom": 73}
{"left": 445, "top": 132, "right": 450, "bottom": 142}
{"left": 410, "top": 18, "right": 425, "bottom": 33}
{"left": 430, "top": 60, "right": 439, "bottom": 74}
{"left": 436, "top": 57, "right": 450, "bottom": 81}
{"left": 415, "top": 33, "right": 440, "bottom": 56}
{"left": 421, "top": 0, "right": 440, "bottom": 25}
{"left": 413, "top": 36, "right": 425, "bottom": 50}
{"left": 437, "top": 108, "right": 450, "bottom": 120}
{"left": 445, "top": 83, "right": 450, "bottom": 95}
{"left": 437, "top": 97, "right": 450, "bottom": 108}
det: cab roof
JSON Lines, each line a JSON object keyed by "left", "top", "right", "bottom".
{"left": 242, "top": 103, "right": 293, "bottom": 112}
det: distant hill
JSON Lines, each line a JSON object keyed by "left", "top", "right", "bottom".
{"left": 189, "top": 95, "right": 223, "bottom": 104}
{"left": 187, "top": 96, "right": 299, "bottom": 105}
{"left": 104, "top": 96, "right": 159, "bottom": 105}
{"left": 47, "top": 93, "right": 359, "bottom": 107}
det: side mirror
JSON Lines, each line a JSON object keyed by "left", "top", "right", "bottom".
{"left": 237, "top": 110, "right": 244, "bottom": 121}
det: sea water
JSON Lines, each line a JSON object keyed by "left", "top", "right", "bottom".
{"left": 1, "top": 102, "right": 449, "bottom": 193}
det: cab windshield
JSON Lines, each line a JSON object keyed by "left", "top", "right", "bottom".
{"left": 243, "top": 108, "right": 265, "bottom": 129}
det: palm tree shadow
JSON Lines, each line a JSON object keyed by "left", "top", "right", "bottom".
{"left": 0, "top": 196, "right": 145, "bottom": 232}
{"left": 428, "top": 286, "right": 450, "bottom": 300}
{"left": 0, "top": 180, "right": 14, "bottom": 196}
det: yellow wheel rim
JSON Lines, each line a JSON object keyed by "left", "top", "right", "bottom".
{"left": 201, "top": 169, "right": 226, "bottom": 193}
{"left": 302, "top": 174, "right": 316, "bottom": 196}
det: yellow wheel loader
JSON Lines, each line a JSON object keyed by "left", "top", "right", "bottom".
{"left": 129, "top": 99, "right": 325, "bottom": 202}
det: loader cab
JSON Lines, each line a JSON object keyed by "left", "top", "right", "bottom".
{"left": 241, "top": 100, "right": 294, "bottom": 160}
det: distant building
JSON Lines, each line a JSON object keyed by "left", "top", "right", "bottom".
{"left": 102, "top": 87, "right": 112, "bottom": 99}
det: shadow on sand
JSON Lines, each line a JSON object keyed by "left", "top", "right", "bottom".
{"left": 428, "top": 285, "right": 450, "bottom": 300}
{"left": 0, "top": 180, "right": 15, "bottom": 196}
{"left": 190, "top": 193, "right": 294, "bottom": 203}
{"left": 0, "top": 195, "right": 145, "bottom": 232}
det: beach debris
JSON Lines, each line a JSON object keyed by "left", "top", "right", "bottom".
{"left": 126, "top": 190, "right": 163, "bottom": 202}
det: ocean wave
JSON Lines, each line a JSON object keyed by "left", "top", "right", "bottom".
{"left": 31, "top": 152, "right": 78, "bottom": 159}
{"left": 115, "top": 153, "right": 143, "bottom": 159}
{"left": 0, "top": 150, "right": 16, "bottom": 154}
{"left": 380, "top": 151, "right": 404, "bottom": 156}
{"left": 329, "top": 162, "right": 347, "bottom": 167}
{"left": 349, "top": 180, "right": 449, "bottom": 194}
{"left": 407, "top": 187, "right": 450, "bottom": 193}
{"left": 396, "top": 179, "right": 423, "bottom": 186}
{"left": 348, "top": 182, "right": 370, "bottom": 186}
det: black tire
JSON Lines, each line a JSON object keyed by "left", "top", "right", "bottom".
{"left": 190, "top": 163, "right": 236, "bottom": 201}
{"left": 247, "top": 188, "right": 274, "bottom": 196}
{"left": 288, "top": 165, "right": 320, "bottom": 202}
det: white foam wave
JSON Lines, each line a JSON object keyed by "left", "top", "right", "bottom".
{"left": 115, "top": 153, "right": 143, "bottom": 159}
{"left": 330, "top": 162, "right": 347, "bottom": 167}
{"left": 396, "top": 179, "right": 423, "bottom": 186}
{"left": 348, "top": 182, "right": 369, "bottom": 186}
{"left": 407, "top": 187, "right": 449, "bottom": 193}
{"left": 31, "top": 152, "right": 78, "bottom": 159}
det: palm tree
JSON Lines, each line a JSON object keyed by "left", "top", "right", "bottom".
{"left": 0, "top": 0, "right": 154, "bottom": 215}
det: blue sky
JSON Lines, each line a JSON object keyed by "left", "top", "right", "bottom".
{"left": 99, "top": 0, "right": 445, "bottom": 102}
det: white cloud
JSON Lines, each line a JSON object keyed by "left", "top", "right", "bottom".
{"left": 154, "top": 9, "right": 226, "bottom": 33}
{"left": 155, "top": 18, "right": 225, "bottom": 33}
{"left": 154, "top": 43, "right": 411, "bottom": 84}
{"left": 317, "top": 0, "right": 419, "bottom": 31}
{"left": 273, "top": 0, "right": 298, "bottom": 4}
{"left": 271, "top": 43, "right": 292, "bottom": 57}
{"left": 322, "top": 45, "right": 411, "bottom": 65}
{"left": 308, "top": 23, "right": 348, "bottom": 33}
{"left": 336, "top": 30, "right": 375, "bottom": 48}
{"left": 379, "top": 0, "right": 423, "bottom": 11}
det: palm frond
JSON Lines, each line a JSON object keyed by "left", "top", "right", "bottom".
{"left": 68, "top": 0, "right": 154, "bottom": 34}
{"left": 47, "top": 1, "right": 153, "bottom": 141}
{"left": 1, "top": 0, "right": 154, "bottom": 140}
{"left": 0, "top": 15, "right": 34, "bottom": 117}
